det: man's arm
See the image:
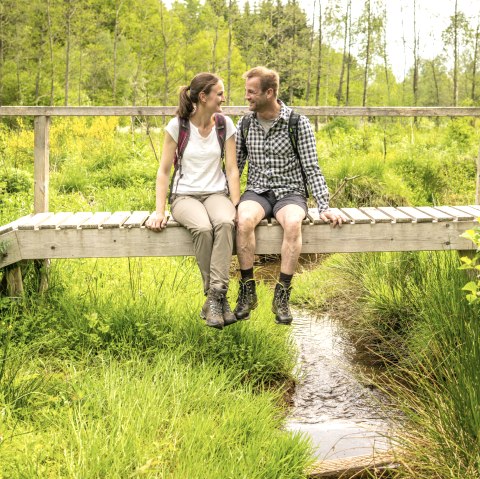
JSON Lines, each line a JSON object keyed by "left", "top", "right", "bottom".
{"left": 296, "top": 116, "right": 346, "bottom": 226}
{"left": 296, "top": 115, "right": 329, "bottom": 213}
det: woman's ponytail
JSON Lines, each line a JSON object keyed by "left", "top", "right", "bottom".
{"left": 177, "top": 86, "right": 194, "bottom": 119}
{"left": 176, "top": 73, "right": 221, "bottom": 120}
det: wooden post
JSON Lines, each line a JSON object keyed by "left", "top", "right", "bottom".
{"left": 34, "top": 115, "right": 51, "bottom": 293}
{"left": 34, "top": 115, "right": 50, "bottom": 212}
{"left": 5, "top": 264, "right": 24, "bottom": 297}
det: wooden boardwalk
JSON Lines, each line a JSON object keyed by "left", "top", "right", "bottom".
{"left": 1, "top": 205, "right": 478, "bottom": 269}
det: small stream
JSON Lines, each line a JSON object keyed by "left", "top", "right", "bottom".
{"left": 285, "top": 309, "right": 393, "bottom": 461}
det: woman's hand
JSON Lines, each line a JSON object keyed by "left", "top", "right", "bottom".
{"left": 146, "top": 212, "right": 169, "bottom": 231}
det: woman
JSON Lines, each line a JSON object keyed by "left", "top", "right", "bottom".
{"left": 146, "top": 73, "right": 240, "bottom": 330}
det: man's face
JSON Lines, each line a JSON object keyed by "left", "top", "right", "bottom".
{"left": 245, "top": 77, "right": 269, "bottom": 112}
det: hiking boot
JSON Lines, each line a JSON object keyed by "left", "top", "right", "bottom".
{"left": 272, "top": 283, "right": 293, "bottom": 325}
{"left": 222, "top": 294, "right": 237, "bottom": 326}
{"left": 234, "top": 279, "right": 258, "bottom": 320}
{"left": 203, "top": 289, "right": 224, "bottom": 329}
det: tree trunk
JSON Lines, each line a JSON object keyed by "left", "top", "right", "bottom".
{"left": 362, "top": 0, "right": 371, "bottom": 107}
{"left": 431, "top": 59, "right": 440, "bottom": 104}
{"left": 314, "top": 0, "right": 323, "bottom": 130}
{"left": 336, "top": 0, "right": 350, "bottom": 106}
{"left": 472, "top": 18, "right": 479, "bottom": 102}
{"left": 47, "top": 0, "right": 55, "bottom": 105}
{"left": 113, "top": 0, "right": 122, "bottom": 104}
{"left": 305, "top": 0, "right": 316, "bottom": 103}
{"left": 345, "top": 2, "right": 352, "bottom": 106}
{"left": 413, "top": 0, "right": 419, "bottom": 106}
{"left": 159, "top": 0, "right": 169, "bottom": 105}
{"left": 453, "top": 0, "right": 459, "bottom": 106}
{"left": 64, "top": 0, "right": 73, "bottom": 106}
{"left": 227, "top": 0, "right": 233, "bottom": 105}
{"left": 382, "top": 5, "right": 390, "bottom": 103}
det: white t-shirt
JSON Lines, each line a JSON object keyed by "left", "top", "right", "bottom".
{"left": 165, "top": 115, "right": 236, "bottom": 194}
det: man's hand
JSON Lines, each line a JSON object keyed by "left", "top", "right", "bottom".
{"left": 146, "top": 212, "right": 169, "bottom": 231}
{"left": 320, "top": 209, "right": 348, "bottom": 228}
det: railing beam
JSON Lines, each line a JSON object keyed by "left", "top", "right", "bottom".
{"left": 2, "top": 106, "right": 480, "bottom": 117}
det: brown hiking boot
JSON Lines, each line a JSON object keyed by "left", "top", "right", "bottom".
{"left": 234, "top": 279, "right": 258, "bottom": 320}
{"left": 203, "top": 289, "right": 224, "bottom": 329}
{"left": 221, "top": 293, "right": 237, "bottom": 326}
{"left": 272, "top": 283, "right": 293, "bottom": 325}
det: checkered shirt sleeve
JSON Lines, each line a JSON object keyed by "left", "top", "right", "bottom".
{"left": 235, "top": 103, "right": 330, "bottom": 214}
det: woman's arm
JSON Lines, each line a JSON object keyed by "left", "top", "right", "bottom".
{"left": 146, "top": 132, "right": 176, "bottom": 231}
{"left": 224, "top": 135, "right": 240, "bottom": 207}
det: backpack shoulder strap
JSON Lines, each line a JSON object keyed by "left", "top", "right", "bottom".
{"left": 288, "top": 112, "right": 300, "bottom": 157}
{"left": 214, "top": 113, "right": 227, "bottom": 160}
{"left": 175, "top": 117, "right": 190, "bottom": 166}
{"left": 240, "top": 113, "right": 253, "bottom": 157}
{"left": 288, "top": 111, "right": 309, "bottom": 198}
{"left": 169, "top": 117, "right": 190, "bottom": 204}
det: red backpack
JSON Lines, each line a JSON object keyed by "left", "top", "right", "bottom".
{"left": 169, "top": 113, "right": 227, "bottom": 203}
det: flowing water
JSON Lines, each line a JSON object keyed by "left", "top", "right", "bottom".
{"left": 285, "top": 309, "right": 394, "bottom": 461}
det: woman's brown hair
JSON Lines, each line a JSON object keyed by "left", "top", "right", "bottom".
{"left": 177, "top": 72, "right": 221, "bottom": 119}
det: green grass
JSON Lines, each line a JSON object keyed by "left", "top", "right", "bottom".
{"left": 0, "top": 257, "right": 311, "bottom": 477}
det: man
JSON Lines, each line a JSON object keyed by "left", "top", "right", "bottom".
{"left": 234, "top": 66, "right": 344, "bottom": 325}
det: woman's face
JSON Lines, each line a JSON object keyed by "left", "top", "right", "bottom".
{"left": 203, "top": 81, "right": 226, "bottom": 113}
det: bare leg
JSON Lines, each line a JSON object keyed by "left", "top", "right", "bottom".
{"left": 235, "top": 200, "right": 265, "bottom": 269}
{"left": 274, "top": 204, "right": 305, "bottom": 275}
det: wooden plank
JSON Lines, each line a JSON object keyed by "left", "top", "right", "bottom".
{"left": 254, "top": 221, "right": 476, "bottom": 254}
{"left": 397, "top": 206, "right": 434, "bottom": 223}
{"left": 308, "top": 208, "right": 326, "bottom": 225}
{"left": 453, "top": 205, "right": 480, "bottom": 219}
{"left": 339, "top": 208, "right": 372, "bottom": 224}
{"left": 0, "top": 215, "right": 34, "bottom": 235}
{"left": 359, "top": 207, "right": 393, "bottom": 223}
{"left": 79, "top": 212, "right": 112, "bottom": 229}
{"left": 2, "top": 106, "right": 480, "bottom": 117}
{"left": 468, "top": 204, "right": 480, "bottom": 214}
{"left": 101, "top": 211, "right": 131, "bottom": 229}
{"left": 377, "top": 207, "right": 413, "bottom": 223}
{"left": 33, "top": 116, "right": 50, "bottom": 213}
{"left": 0, "top": 231, "right": 22, "bottom": 268}
{"left": 12, "top": 220, "right": 477, "bottom": 260}
{"left": 18, "top": 212, "right": 55, "bottom": 230}
{"left": 38, "top": 212, "right": 74, "bottom": 229}
{"left": 58, "top": 212, "right": 93, "bottom": 229}
{"left": 416, "top": 206, "right": 454, "bottom": 222}
{"left": 434, "top": 206, "right": 474, "bottom": 221}
{"left": 123, "top": 211, "right": 151, "bottom": 228}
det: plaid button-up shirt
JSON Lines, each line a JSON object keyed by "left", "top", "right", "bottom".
{"left": 236, "top": 101, "right": 330, "bottom": 213}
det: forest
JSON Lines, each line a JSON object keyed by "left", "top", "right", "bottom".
{"left": 1, "top": 0, "right": 480, "bottom": 108}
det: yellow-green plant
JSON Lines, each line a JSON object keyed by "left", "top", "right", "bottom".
{"left": 459, "top": 224, "right": 480, "bottom": 304}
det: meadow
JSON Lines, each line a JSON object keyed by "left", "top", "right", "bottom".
{"left": 1, "top": 115, "right": 480, "bottom": 477}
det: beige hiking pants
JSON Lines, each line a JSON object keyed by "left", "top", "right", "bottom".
{"left": 171, "top": 193, "right": 236, "bottom": 294}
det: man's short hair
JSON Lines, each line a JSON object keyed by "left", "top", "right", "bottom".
{"left": 243, "top": 67, "right": 279, "bottom": 96}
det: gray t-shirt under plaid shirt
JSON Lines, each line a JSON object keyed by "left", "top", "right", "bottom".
{"left": 236, "top": 101, "right": 330, "bottom": 214}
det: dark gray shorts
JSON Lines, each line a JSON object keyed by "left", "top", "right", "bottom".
{"left": 239, "top": 190, "right": 307, "bottom": 220}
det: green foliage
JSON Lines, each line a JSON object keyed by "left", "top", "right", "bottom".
{"left": 459, "top": 226, "right": 480, "bottom": 304}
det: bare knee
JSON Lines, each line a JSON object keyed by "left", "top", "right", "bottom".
{"left": 236, "top": 212, "right": 258, "bottom": 235}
